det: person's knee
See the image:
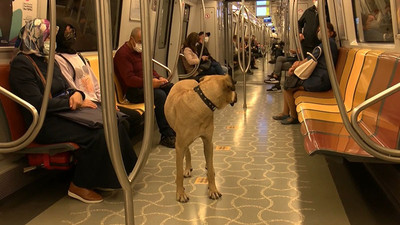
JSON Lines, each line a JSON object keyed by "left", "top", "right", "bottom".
{"left": 154, "top": 89, "right": 167, "bottom": 105}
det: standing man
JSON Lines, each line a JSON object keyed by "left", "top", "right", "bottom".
{"left": 114, "top": 27, "right": 176, "bottom": 148}
{"left": 298, "top": 0, "right": 320, "bottom": 57}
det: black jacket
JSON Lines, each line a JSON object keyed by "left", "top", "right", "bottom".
{"left": 298, "top": 6, "right": 320, "bottom": 48}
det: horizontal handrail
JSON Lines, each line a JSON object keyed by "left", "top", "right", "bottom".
{"left": 152, "top": 58, "right": 172, "bottom": 79}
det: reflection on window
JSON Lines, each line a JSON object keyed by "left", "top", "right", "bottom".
{"left": 353, "top": 0, "right": 393, "bottom": 43}
{"left": 55, "top": 0, "right": 122, "bottom": 52}
{"left": 397, "top": 0, "right": 400, "bottom": 31}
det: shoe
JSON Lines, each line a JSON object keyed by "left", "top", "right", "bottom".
{"left": 264, "top": 77, "right": 280, "bottom": 84}
{"left": 251, "top": 66, "right": 258, "bottom": 69}
{"left": 68, "top": 182, "right": 103, "bottom": 203}
{"left": 268, "top": 60, "right": 276, "bottom": 64}
{"left": 247, "top": 70, "right": 253, "bottom": 75}
{"left": 281, "top": 117, "right": 300, "bottom": 125}
{"left": 272, "top": 114, "right": 289, "bottom": 120}
{"left": 266, "top": 86, "right": 281, "bottom": 92}
{"left": 160, "top": 136, "right": 175, "bottom": 148}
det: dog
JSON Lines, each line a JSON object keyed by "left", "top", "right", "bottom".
{"left": 164, "top": 75, "right": 237, "bottom": 202}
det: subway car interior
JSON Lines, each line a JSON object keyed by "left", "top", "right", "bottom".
{"left": 1, "top": 0, "right": 400, "bottom": 224}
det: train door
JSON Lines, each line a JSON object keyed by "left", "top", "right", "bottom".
{"left": 153, "top": 0, "right": 174, "bottom": 78}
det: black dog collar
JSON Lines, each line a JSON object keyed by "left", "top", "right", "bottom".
{"left": 194, "top": 85, "right": 216, "bottom": 111}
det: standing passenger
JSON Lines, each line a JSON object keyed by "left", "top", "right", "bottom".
{"left": 114, "top": 27, "right": 176, "bottom": 148}
{"left": 298, "top": 0, "right": 320, "bottom": 57}
{"left": 9, "top": 18, "right": 137, "bottom": 203}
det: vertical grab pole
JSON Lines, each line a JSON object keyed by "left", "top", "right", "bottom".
{"left": 168, "top": 0, "right": 184, "bottom": 80}
{"left": 292, "top": 0, "right": 304, "bottom": 60}
{"left": 128, "top": 0, "right": 155, "bottom": 184}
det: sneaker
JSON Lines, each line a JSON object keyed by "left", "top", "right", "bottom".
{"left": 266, "top": 86, "right": 281, "bottom": 92}
{"left": 68, "top": 182, "right": 103, "bottom": 204}
{"left": 264, "top": 77, "right": 280, "bottom": 84}
{"left": 160, "top": 136, "right": 175, "bottom": 148}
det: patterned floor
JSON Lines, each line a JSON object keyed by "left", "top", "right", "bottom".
{"left": 26, "top": 64, "right": 350, "bottom": 225}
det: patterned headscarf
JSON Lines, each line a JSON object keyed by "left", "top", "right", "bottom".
{"left": 16, "top": 18, "right": 51, "bottom": 56}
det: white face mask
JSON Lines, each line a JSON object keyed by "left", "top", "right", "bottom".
{"left": 204, "top": 37, "right": 209, "bottom": 43}
{"left": 313, "top": 1, "right": 318, "bottom": 8}
{"left": 317, "top": 31, "right": 322, "bottom": 40}
{"left": 43, "top": 40, "right": 56, "bottom": 55}
{"left": 133, "top": 43, "right": 142, "bottom": 53}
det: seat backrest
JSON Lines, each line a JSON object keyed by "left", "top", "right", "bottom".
{"left": 360, "top": 53, "right": 400, "bottom": 148}
{"left": 334, "top": 48, "right": 350, "bottom": 82}
{"left": 339, "top": 48, "right": 359, "bottom": 96}
{"left": 0, "top": 65, "right": 26, "bottom": 141}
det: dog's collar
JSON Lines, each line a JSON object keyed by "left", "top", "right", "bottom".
{"left": 194, "top": 85, "right": 216, "bottom": 111}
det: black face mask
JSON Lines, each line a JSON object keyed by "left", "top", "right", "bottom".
{"left": 62, "top": 31, "right": 76, "bottom": 48}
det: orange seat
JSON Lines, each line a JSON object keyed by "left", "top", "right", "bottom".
{"left": 0, "top": 64, "right": 78, "bottom": 170}
{"left": 293, "top": 49, "right": 400, "bottom": 161}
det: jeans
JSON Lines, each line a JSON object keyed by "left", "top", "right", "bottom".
{"left": 126, "top": 83, "right": 175, "bottom": 138}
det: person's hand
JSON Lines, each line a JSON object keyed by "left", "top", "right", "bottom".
{"left": 159, "top": 77, "right": 168, "bottom": 83}
{"left": 81, "top": 99, "right": 97, "bottom": 109}
{"left": 115, "top": 105, "right": 120, "bottom": 111}
{"left": 69, "top": 92, "right": 83, "bottom": 110}
{"left": 299, "top": 33, "right": 305, "bottom": 41}
{"left": 288, "top": 66, "right": 295, "bottom": 76}
{"left": 201, "top": 55, "right": 209, "bottom": 61}
{"left": 152, "top": 78, "right": 164, "bottom": 88}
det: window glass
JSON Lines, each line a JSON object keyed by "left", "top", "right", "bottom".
{"left": 353, "top": 0, "right": 393, "bottom": 43}
{"left": 55, "top": 0, "right": 122, "bottom": 51}
{"left": 397, "top": 0, "right": 400, "bottom": 30}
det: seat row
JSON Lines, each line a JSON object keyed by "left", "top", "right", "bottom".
{"left": 0, "top": 55, "right": 146, "bottom": 170}
{"left": 293, "top": 48, "right": 400, "bottom": 162}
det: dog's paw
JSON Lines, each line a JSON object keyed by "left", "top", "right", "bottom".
{"left": 176, "top": 192, "right": 190, "bottom": 203}
{"left": 183, "top": 168, "right": 193, "bottom": 178}
{"left": 208, "top": 189, "right": 222, "bottom": 200}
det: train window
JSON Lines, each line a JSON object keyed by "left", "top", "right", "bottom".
{"left": 352, "top": 0, "right": 393, "bottom": 43}
{"left": 54, "top": 0, "right": 122, "bottom": 52}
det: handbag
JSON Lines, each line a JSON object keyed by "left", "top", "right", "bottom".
{"left": 199, "top": 60, "right": 211, "bottom": 71}
{"left": 284, "top": 75, "right": 302, "bottom": 90}
{"left": 294, "top": 46, "right": 322, "bottom": 80}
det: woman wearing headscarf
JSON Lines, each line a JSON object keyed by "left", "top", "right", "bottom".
{"left": 9, "top": 18, "right": 137, "bottom": 204}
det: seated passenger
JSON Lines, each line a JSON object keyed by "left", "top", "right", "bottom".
{"left": 55, "top": 20, "right": 143, "bottom": 138}
{"left": 264, "top": 49, "right": 298, "bottom": 92}
{"left": 9, "top": 18, "right": 137, "bottom": 203}
{"left": 113, "top": 27, "right": 176, "bottom": 148}
{"left": 182, "top": 32, "right": 225, "bottom": 80}
{"left": 197, "top": 31, "right": 228, "bottom": 74}
{"left": 232, "top": 35, "right": 253, "bottom": 75}
{"left": 272, "top": 23, "right": 338, "bottom": 125}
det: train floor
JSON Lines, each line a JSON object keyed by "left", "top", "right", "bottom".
{"left": 1, "top": 59, "right": 400, "bottom": 224}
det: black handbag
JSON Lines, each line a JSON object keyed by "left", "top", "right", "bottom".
{"left": 199, "top": 60, "right": 211, "bottom": 71}
{"left": 56, "top": 104, "right": 127, "bottom": 129}
{"left": 283, "top": 75, "right": 303, "bottom": 90}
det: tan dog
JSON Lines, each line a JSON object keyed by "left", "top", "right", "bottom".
{"left": 165, "top": 75, "right": 237, "bottom": 202}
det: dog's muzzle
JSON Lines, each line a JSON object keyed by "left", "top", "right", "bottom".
{"left": 230, "top": 92, "right": 237, "bottom": 106}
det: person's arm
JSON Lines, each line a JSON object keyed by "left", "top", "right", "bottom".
{"left": 183, "top": 47, "right": 200, "bottom": 65}
{"left": 114, "top": 50, "right": 144, "bottom": 88}
{"left": 9, "top": 55, "right": 83, "bottom": 113}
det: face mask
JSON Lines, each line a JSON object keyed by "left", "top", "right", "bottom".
{"left": 43, "top": 40, "right": 56, "bottom": 55}
{"left": 204, "top": 37, "right": 209, "bottom": 43}
{"left": 313, "top": 1, "right": 318, "bottom": 7}
{"left": 317, "top": 31, "right": 322, "bottom": 40}
{"left": 133, "top": 43, "right": 142, "bottom": 53}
